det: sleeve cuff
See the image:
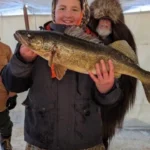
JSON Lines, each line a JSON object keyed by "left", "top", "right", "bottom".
{"left": 94, "top": 80, "right": 122, "bottom": 105}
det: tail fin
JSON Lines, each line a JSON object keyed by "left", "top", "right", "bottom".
{"left": 139, "top": 68, "right": 150, "bottom": 103}
{"left": 130, "top": 65, "right": 150, "bottom": 103}
{"left": 142, "top": 83, "right": 150, "bottom": 103}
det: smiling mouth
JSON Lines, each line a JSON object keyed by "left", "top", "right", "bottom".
{"left": 63, "top": 20, "right": 74, "bottom": 24}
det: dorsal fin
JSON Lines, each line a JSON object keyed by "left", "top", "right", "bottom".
{"left": 64, "top": 26, "right": 102, "bottom": 44}
{"left": 109, "top": 40, "right": 138, "bottom": 64}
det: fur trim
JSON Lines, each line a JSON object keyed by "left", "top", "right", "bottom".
{"left": 90, "top": 0, "right": 123, "bottom": 23}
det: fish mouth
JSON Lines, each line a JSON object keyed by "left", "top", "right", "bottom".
{"left": 14, "top": 31, "right": 29, "bottom": 46}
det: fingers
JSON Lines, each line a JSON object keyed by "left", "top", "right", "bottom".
{"left": 96, "top": 62, "right": 103, "bottom": 80}
{"left": 98, "top": 59, "right": 114, "bottom": 78}
{"left": 100, "top": 60, "right": 109, "bottom": 79}
{"left": 20, "top": 45, "right": 37, "bottom": 62}
{"left": 89, "top": 59, "right": 115, "bottom": 93}
{"left": 89, "top": 72, "right": 99, "bottom": 84}
{"left": 108, "top": 59, "right": 114, "bottom": 79}
{"left": 89, "top": 59, "right": 114, "bottom": 83}
{"left": 96, "top": 60, "right": 109, "bottom": 79}
{"left": 21, "top": 45, "right": 37, "bottom": 55}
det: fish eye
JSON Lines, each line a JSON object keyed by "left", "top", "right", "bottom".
{"left": 27, "top": 34, "right": 32, "bottom": 38}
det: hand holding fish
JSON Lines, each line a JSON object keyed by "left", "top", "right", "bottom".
{"left": 89, "top": 60, "right": 115, "bottom": 94}
{"left": 20, "top": 45, "right": 37, "bottom": 62}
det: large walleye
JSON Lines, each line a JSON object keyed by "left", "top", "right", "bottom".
{"left": 14, "top": 26, "right": 150, "bottom": 103}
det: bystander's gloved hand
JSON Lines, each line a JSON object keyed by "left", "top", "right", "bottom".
{"left": 6, "top": 95, "right": 18, "bottom": 110}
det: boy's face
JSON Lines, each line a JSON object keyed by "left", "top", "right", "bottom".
{"left": 54, "top": 0, "right": 82, "bottom": 25}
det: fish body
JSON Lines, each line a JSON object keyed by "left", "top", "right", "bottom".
{"left": 14, "top": 27, "right": 150, "bottom": 102}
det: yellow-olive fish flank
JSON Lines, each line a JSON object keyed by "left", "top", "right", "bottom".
{"left": 14, "top": 26, "right": 150, "bottom": 103}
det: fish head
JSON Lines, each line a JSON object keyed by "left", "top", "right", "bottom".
{"left": 14, "top": 30, "right": 45, "bottom": 51}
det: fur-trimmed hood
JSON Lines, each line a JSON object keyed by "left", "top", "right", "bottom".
{"left": 90, "top": 0, "right": 124, "bottom": 23}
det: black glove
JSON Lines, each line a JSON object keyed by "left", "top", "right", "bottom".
{"left": 6, "top": 95, "right": 18, "bottom": 110}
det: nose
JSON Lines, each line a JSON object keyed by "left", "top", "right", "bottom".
{"left": 63, "top": 10, "right": 74, "bottom": 18}
{"left": 102, "top": 20, "right": 108, "bottom": 25}
{"left": 64, "top": 14, "right": 71, "bottom": 18}
{"left": 99, "top": 20, "right": 110, "bottom": 28}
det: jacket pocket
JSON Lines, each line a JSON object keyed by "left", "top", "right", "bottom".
{"left": 74, "top": 99, "right": 102, "bottom": 141}
{"left": 23, "top": 96, "right": 56, "bottom": 145}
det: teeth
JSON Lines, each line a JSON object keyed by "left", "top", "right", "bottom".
{"left": 63, "top": 20, "right": 72, "bottom": 24}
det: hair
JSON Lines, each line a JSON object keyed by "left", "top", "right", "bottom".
{"left": 88, "top": 16, "right": 137, "bottom": 145}
{"left": 52, "top": 0, "right": 83, "bottom": 10}
{"left": 101, "top": 21, "right": 137, "bottom": 144}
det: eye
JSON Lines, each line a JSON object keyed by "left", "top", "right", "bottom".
{"left": 59, "top": 7, "right": 65, "bottom": 10}
{"left": 72, "top": 8, "right": 78, "bottom": 12}
{"left": 27, "top": 34, "right": 32, "bottom": 38}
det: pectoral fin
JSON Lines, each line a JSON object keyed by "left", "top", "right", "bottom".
{"left": 48, "top": 52, "right": 53, "bottom": 67}
{"left": 48, "top": 45, "right": 57, "bottom": 67}
{"left": 53, "top": 64, "right": 67, "bottom": 80}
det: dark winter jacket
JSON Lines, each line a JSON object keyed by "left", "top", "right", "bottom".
{"left": 1, "top": 23, "right": 122, "bottom": 150}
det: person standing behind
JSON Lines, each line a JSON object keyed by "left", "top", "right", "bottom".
{"left": 0, "top": 41, "right": 18, "bottom": 150}
{"left": 88, "top": 0, "right": 137, "bottom": 149}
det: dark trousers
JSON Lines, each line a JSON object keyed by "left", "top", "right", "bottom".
{"left": 0, "top": 109, "right": 13, "bottom": 138}
{"left": 103, "top": 138, "right": 109, "bottom": 150}
{"left": 26, "top": 143, "right": 106, "bottom": 150}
